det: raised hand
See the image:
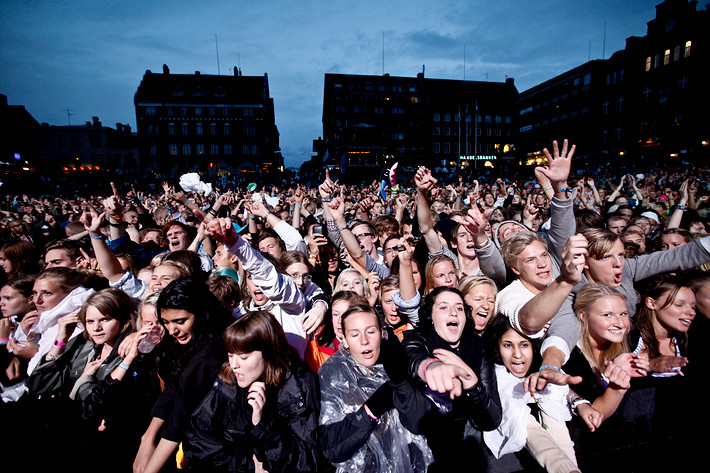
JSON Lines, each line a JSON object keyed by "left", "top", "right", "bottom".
{"left": 537, "top": 139, "right": 575, "bottom": 185}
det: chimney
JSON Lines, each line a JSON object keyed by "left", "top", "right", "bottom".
{"left": 116, "top": 123, "right": 123, "bottom": 133}
{"left": 163, "top": 64, "right": 170, "bottom": 74}
{"left": 92, "top": 116, "right": 101, "bottom": 127}
{"left": 234, "top": 66, "right": 238, "bottom": 76}
{"left": 195, "top": 71, "right": 200, "bottom": 75}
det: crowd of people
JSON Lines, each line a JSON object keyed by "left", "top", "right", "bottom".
{"left": 0, "top": 139, "right": 708, "bottom": 473}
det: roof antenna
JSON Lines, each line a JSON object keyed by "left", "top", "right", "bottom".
{"left": 65, "top": 108, "right": 74, "bottom": 126}
{"left": 382, "top": 31, "right": 385, "bottom": 75}
{"left": 463, "top": 45, "right": 466, "bottom": 80}
{"left": 602, "top": 21, "right": 607, "bottom": 59}
{"left": 215, "top": 34, "right": 221, "bottom": 75}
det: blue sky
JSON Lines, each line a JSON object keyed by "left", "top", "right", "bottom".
{"left": 1, "top": 0, "right": 661, "bottom": 167}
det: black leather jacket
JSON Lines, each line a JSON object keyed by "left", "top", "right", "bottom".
{"left": 402, "top": 322, "right": 502, "bottom": 471}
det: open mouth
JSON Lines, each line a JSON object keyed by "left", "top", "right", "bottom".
{"left": 446, "top": 320, "right": 460, "bottom": 333}
{"left": 509, "top": 360, "right": 528, "bottom": 374}
{"left": 613, "top": 273, "right": 623, "bottom": 284}
{"left": 679, "top": 317, "right": 694, "bottom": 327}
{"left": 253, "top": 290, "right": 265, "bottom": 301}
{"left": 360, "top": 349, "right": 374, "bottom": 359}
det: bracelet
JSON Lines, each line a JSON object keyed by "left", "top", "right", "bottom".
{"left": 321, "top": 197, "right": 332, "bottom": 202}
{"left": 109, "top": 222, "right": 123, "bottom": 228}
{"left": 89, "top": 233, "right": 105, "bottom": 239}
{"left": 539, "top": 365, "right": 563, "bottom": 373}
{"left": 118, "top": 362, "right": 130, "bottom": 371}
{"left": 570, "top": 397, "right": 591, "bottom": 416}
{"left": 109, "top": 215, "right": 122, "bottom": 222}
{"left": 54, "top": 339, "right": 67, "bottom": 348}
{"left": 294, "top": 204, "right": 302, "bottom": 209}
{"left": 474, "top": 237, "right": 490, "bottom": 249}
{"left": 558, "top": 187, "right": 573, "bottom": 194}
{"left": 676, "top": 203, "right": 687, "bottom": 211}
{"left": 422, "top": 358, "right": 442, "bottom": 379}
{"left": 0, "top": 338, "right": 9, "bottom": 345}
{"left": 544, "top": 185, "right": 553, "bottom": 191}
{"left": 339, "top": 225, "right": 348, "bottom": 231}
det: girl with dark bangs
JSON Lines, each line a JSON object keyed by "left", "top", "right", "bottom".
{"left": 184, "top": 310, "right": 330, "bottom": 473}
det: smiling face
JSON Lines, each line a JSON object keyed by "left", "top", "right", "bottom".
{"left": 148, "top": 264, "right": 182, "bottom": 293}
{"left": 228, "top": 351, "right": 266, "bottom": 388}
{"left": 585, "top": 240, "right": 625, "bottom": 287}
{"left": 580, "top": 296, "right": 630, "bottom": 347}
{"left": 0, "top": 285, "right": 31, "bottom": 318}
{"left": 498, "top": 328, "right": 533, "bottom": 378}
{"left": 160, "top": 308, "right": 196, "bottom": 345}
{"left": 431, "top": 291, "right": 467, "bottom": 347}
{"left": 343, "top": 310, "right": 382, "bottom": 368}
{"left": 84, "top": 305, "right": 121, "bottom": 347}
{"left": 649, "top": 287, "right": 696, "bottom": 334}
{"left": 32, "top": 278, "right": 70, "bottom": 314}
{"left": 511, "top": 240, "right": 552, "bottom": 293}
{"left": 464, "top": 284, "right": 496, "bottom": 332}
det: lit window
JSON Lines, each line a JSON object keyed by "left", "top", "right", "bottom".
{"left": 664, "top": 49, "right": 670, "bottom": 65}
{"left": 645, "top": 57, "right": 651, "bottom": 72}
{"left": 685, "top": 41, "right": 691, "bottom": 57}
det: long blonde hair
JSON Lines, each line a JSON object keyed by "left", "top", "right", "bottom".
{"left": 574, "top": 283, "right": 629, "bottom": 373}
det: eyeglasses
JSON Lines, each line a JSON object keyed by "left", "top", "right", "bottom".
{"left": 288, "top": 273, "right": 312, "bottom": 281}
{"left": 353, "top": 232, "right": 374, "bottom": 241}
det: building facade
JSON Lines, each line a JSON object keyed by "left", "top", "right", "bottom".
{"left": 320, "top": 72, "right": 518, "bottom": 181}
{"left": 518, "top": 0, "right": 709, "bottom": 167}
{"left": 134, "top": 65, "right": 282, "bottom": 183}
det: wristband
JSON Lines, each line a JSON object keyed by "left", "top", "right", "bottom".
{"left": 570, "top": 397, "right": 591, "bottom": 415}
{"left": 558, "top": 187, "right": 573, "bottom": 194}
{"left": 676, "top": 203, "right": 687, "bottom": 211}
{"left": 0, "top": 338, "right": 9, "bottom": 345}
{"left": 89, "top": 233, "right": 106, "bottom": 239}
{"left": 321, "top": 197, "right": 332, "bottom": 202}
{"left": 539, "top": 365, "right": 563, "bottom": 373}
{"left": 339, "top": 225, "right": 348, "bottom": 231}
{"left": 365, "top": 408, "right": 378, "bottom": 421}
{"left": 544, "top": 185, "right": 553, "bottom": 191}
{"left": 118, "top": 362, "right": 131, "bottom": 371}
{"left": 294, "top": 204, "right": 301, "bottom": 209}
{"left": 54, "top": 339, "right": 67, "bottom": 348}
{"left": 422, "top": 358, "right": 442, "bottom": 379}
{"left": 109, "top": 222, "right": 123, "bottom": 228}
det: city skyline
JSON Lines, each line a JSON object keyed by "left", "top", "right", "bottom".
{"left": 1, "top": 0, "right": 662, "bottom": 168}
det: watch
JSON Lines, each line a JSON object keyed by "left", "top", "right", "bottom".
{"left": 570, "top": 397, "right": 591, "bottom": 415}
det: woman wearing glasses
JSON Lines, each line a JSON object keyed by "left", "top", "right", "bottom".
{"left": 280, "top": 250, "right": 329, "bottom": 337}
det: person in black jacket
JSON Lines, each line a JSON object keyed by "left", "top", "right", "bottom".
{"left": 133, "top": 277, "right": 233, "bottom": 473}
{"left": 184, "top": 310, "right": 331, "bottom": 472}
{"left": 402, "top": 286, "right": 502, "bottom": 472}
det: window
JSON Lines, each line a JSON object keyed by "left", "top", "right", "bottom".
{"left": 242, "top": 144, "right": 250, "bottom": 155}
{"left": 654, "top": 54, "right": 661, "bottom": 68}
{"left": 485, "top": 115, "right": 492, "bottom": 123}
{"left": 168, "top": 123, "right": 175, "bottom": 136}
{"left": 433, "top": 127, "right": 440, "bottom": 135}
{"left": 211, "top": 144, "right": 219, "bottom": 155}
{"left": 224, "top": 123, "right": 231, "bottom": 136}
{"left": 150, "top": 144, "right": 157, "bottom": 156}
{"left": 182, "top": 144, "right": 191, "bottom": 155}
{"left": 181, "top": 107, "right": 189, "bottom": 116}
{"left": 685, "top": 41, "right": 691, "bottom": 57}
{"left": 182, "top": 123, "right": 189, "bottom": 135}
{"left": 444, "top": 127, "right": 451, "bottom": 136}
{"left": 224, "top": 144, "right": 232, "bottom": 155}
{"left": 443, "top": 142, "right": 450, "bottom": 153}
{"left": 664, "top": 49, "right": 670, "bottom": 65}
{"left": 197, "top": 144, "right": 205, "bottom": 155}
{"left": 252, "top": 145, "right": 259, "bottom": 154}
{"left": 222, "top": 108, "right": 230, "bottom": 117}
{"left": 244, "top": 125, "right": 255, "bottom": 136}
{"left": 167, "top": 107, "right": 174, "bottom": 116}
{"left": 495, "top": 116, "right": 502, "bottom": 124}
{"left": 209, "top": 107, "right": 216, "bottom": 116}
{"left": 374, "top": 107, "right": 384, "bottom": 114}
{"left": 433, "top": 113, "right": 440, "bottom": 121}
{"left": 169, "top": 144, "right": 178, "bottom": 155}
{"left": 196, "top": 123, "right": 203, "bottom": 136}
{"left": 392, "top": 107, "right": 404, "bottom": 114}
{"left": 674, "top": 45, "right": 681, "bottom": 61}
{"left": 645, "top": 57, "right": 651, "bottom": 71}
{"left": 243, "top": 108, "right": 254, "bottom": 117}
{"left": 145, "top": 106, "right": 156, "bottom": 116}
{"left": 433, "top": 142, "right": 440, "bottom": 153}
{"left": 444, "top": 113, "right": 450, "bottom": 121}
{"left": 210, "top": 123, "right": 217, "bottom": 136}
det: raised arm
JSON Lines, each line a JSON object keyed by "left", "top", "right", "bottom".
{"left": 414, "top": 166, "right": 442, "bottom": 254}
{"left": 80, "top": 208, "right": 125, "bottom": 284}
